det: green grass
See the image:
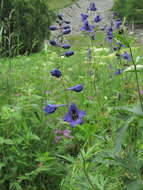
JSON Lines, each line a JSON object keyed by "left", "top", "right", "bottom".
{"left": 48, "top": 0, "right": 78, "bottom": 11}
{"left": 0, "top": 40, "right": 143, "bottom": 189}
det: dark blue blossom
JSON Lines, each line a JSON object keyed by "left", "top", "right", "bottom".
{"left": 107, "top": 27, "right": 113, "bottom": 36}
{"left": 106, "top": 27, "right": 113, "bottom": 42}
{"left": 89, "top": 2, "right": 97, "bottom": 11}
{"left": 116, "top": 41, "right": 125, "bottom": 48}
{"left": 81, "top": 20, "right": 94, "bottom": 32}
{"left": 115, "top": 19, "right": 122, "bottom": 29}
{"left": 62, "top": 29, "right": 71, "bottom": 35}
{"left": 64, "top": 104, "right": 86, "bottom": 127}
{"left": 115, "top": 69, "right": 123, "bottom": 75}
{"left": 51, "top": 69, "right": 62, "bottom": 78}
{"left": 93, "top": 15, "right": 102, "bottom": 23}
{"left": 63, "top": 51, "right": 74, "bottom": 57}
{"left": 122, "top": 52, "right": 131, "bottom": 61}
{"left": 44, "top": 104, "right": 65, "bottom": 115}
{"left": 49, "top": 26, "right": 58, "bottom": 31}
{"left": 67, "top": 84, "right": 83, "bottom": 92}
{"left": 61, "top": 44, "right": 71, "bottom": 49}
{"left": 63, "top": 26, "right": 70, "bottom": 30}
{"left": 49, "top": 40, "right": 57, "bottom": 46}
{"left": 81, "top": 13, "right": 88, "bottom": 22}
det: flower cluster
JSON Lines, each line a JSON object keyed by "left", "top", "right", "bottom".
{"left": 44, "top": 14, "right": 86, "bottom": 142}
{"left": 80, "top": 2, "right": 103, "bottom": 38}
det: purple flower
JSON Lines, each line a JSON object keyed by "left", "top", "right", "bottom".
{"left": 51, "top": 69, "right": 62, "bottom": 78}
{"left": 62, "top": 29, "right": 71, "bottom": 35}
{"left": 67, "top": 84, "right": 83, "bottom": 92}
{"left": 140, "top": 90, "right": 143, "bottom": 95}
{"left": 81, "top": 20, "right": 94, "bottom": 32}
{"left": 44, "top": 104, "right": 65, "bottom": 115}
{"left": 107, "top": 27, "right": 113, "bottom": 36}
{"left": 93, "top": 15, "right": 102, "bottom": 23}
{"left": 61, "top": 44, "right": 71, "bottom": 49}
{"left": 63, "top": 129, "right": 73, "bottom": 138}
{"left": 116, "top": 41, "right": 125, "bottom": 48}
{"left": 49, "top": 40, "right": 57, "bottom": 46}
{"left": 106, "top": 27, "right": 113, "bottom": 42}
{"left": 122, "top": 52, "right": 131, "bottom": 61}
{"left": 63, "top": 51, "right": 74, "bottom": 57}
{"left": 55, "top": 136, "right": 62, "bottom": 142}
{"left": 64, "top": 104, "right": 86, "bottom": 127}
{"left": 89, "top": 2, "right": 97, "bottom": 11}
{"left": 81, "top": 13, "right": 88, "bottom": 22}
{"left": 49, "top": 26, "right": 58, "bottom": 31}
{"left": 63, "top": 26, "right": 70, "bottom": 30}
{"left": 115, "top": 69, "right": 123, "bottom": 75}
{"left": 115, "top": 19, "right": 122, "bottom": 29}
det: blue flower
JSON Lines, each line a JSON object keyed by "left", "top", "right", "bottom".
{"left": 63, "top": 26, "right": 70, "bottom": 30}
{"left": 89, "top": 2, "right": 97, "bottom": 11}
{"left": 93, "top": 15, "right": 102, "bottom": 23}
{"left": 115, "top": 69, "right": 123, "bottom": 75}
{"left": 62, "top": 29, "right": 71, "bottom": 34}
{"left": 106, "top": 27, "right": 113, "bottom": 42}
{"left": 51, "top": 69, "right": 62, "bottom": 78}
{"left": 115, "top": 19, "right": 122, "bottom": 29}
{"left": 81, "top": 13, "right": 88, "bottom": 22}
{"left": 81, "top": 20, "right": 94, "bottom": 32}
{"left": 49, "top": 40, "right": 57, "bottom": 46}
{"left": 63, "top": 51, "right": 74, "bottom": 57}
{"left": 67, "top": 84, "right": 83, "bottom": 92}
{"left": 64, "top": 104, "right": 86, "bottom": 127}
{"left": 122, "top": 52, "right": 131, "bottom": 61}
{"left": 44, "top": 104, "right": 65, "bottom": 115}
{"left": 49, "top": 26, "right": 58, "bottom": 31}
{"left": 61, "top": 44, "right": 71, "bottom": 49}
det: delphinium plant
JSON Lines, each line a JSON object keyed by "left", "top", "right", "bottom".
{"left": 47, "top": 14, "right": 86, "bottom": 143}
{"left": 59, "top": 2, "right": 143, "bottom": 190}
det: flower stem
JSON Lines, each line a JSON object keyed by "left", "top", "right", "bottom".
{"left": 128, "top": 45, "right": 143, "bottom": 111}
{"left": 80, "top": 151, "right": 97, "bottom": 190}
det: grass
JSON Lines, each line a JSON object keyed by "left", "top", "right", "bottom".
{"left": 1, "top": 19, "right": 143, "bottom": 189}
{"left": 48, "top": 0, "right": 78, "bottom": 11}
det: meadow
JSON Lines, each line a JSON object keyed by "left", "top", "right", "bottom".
{"left": 0, "top": 2, "right": 143, "bottom": 190}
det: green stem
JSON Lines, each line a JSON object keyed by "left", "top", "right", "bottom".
{"left": 128, "top": 45, "right": 143, "bottom": 111}
{"left": 80, "top": 151, "right": 97, "bottom": 190}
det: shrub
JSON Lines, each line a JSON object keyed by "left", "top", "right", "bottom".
{"left": 113, "top": 0, "right": 143, "bottom": 25}
{"left": 0, "top": 0, "right": 55, "bottom": 56}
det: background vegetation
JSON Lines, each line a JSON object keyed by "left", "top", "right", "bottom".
{"left": 0, "top": 0, "right": 55, "bottom": 56}
{"left": 113, "top": 0, "right": 143, "bottom": 25}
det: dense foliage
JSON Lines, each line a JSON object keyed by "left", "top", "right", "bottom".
{"left": 0, "top": 0, "right": 55, "bottom": 56}
{"left": 113, "top": 0, "right": 143, "bottom": 24}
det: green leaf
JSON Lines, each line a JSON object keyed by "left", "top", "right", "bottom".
{"left": 0, "top": 137, "right": 14, "bottom": 145}
{"left": 114, "top": 117, "right": 135, "bottom": 154}
{"left": 118, "top": 104, "right": 143, "bottom": 116}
